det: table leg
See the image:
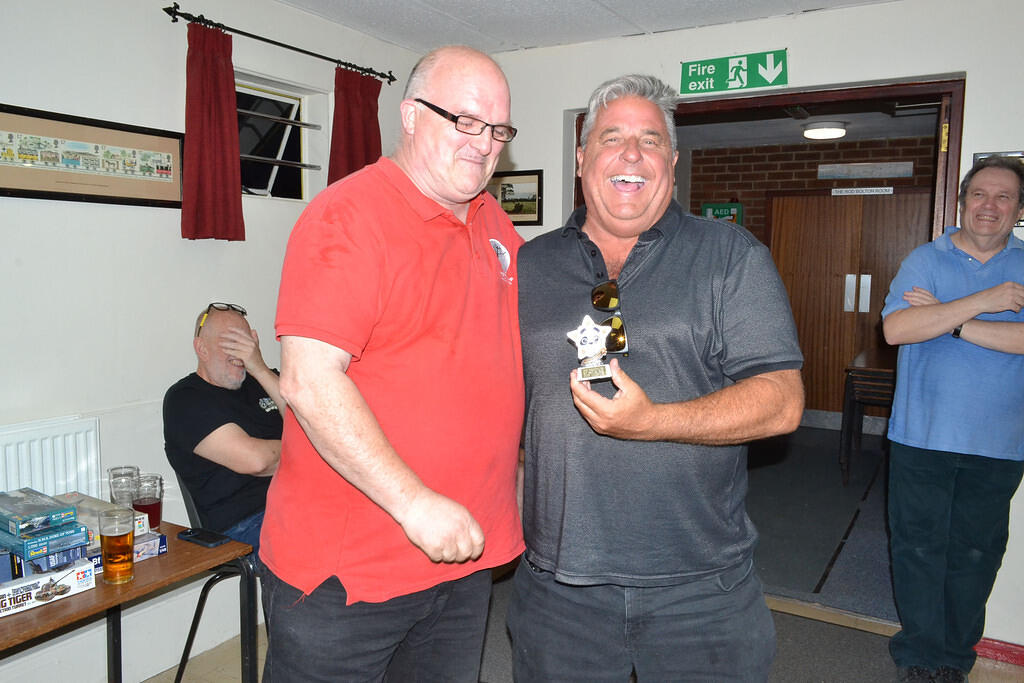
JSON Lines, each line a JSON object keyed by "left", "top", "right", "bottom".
{"left": 236, "top": 554, "right": 258, "bottom": 683}
{"left": 106, "top": 605, "right": 122, "bottom": 683}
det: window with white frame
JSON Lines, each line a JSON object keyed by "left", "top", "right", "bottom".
{"left": 236, "top": 81, "right": 323, "bottom": 199}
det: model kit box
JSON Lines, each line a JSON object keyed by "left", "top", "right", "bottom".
{"left": 0, "top": 520, "right": 89, "bottom": 560}
{"left": 0, "top": 488, "right": 77, "bottom": 536}
{"left": 0, "top": 558, "right": 95, "bottom": 618}
{"left": 0, "top": 549, "right": 11, "bottom": 584}
{"left": 55, "top": 491, "right": 149, "bottom": 541}
{"left": 11, "top": 544, "right": 89, "bottom": 578}
{"left": 86, "top": 531, "right": 167, "bottom": 574}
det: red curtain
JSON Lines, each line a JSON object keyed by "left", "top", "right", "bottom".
{"left": 327, "top": 68, "right": 382, "bottom": 185}
{"left": 181, "top": 23, "right": 245, "bottom": 241}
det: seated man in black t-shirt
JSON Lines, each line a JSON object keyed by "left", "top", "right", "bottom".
{"left": 163, "top": 302, "right": 283, "bottom": 550}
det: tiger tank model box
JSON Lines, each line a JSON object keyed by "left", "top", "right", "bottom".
{"left": 0, "top": 558, "right": 95, "bottom": 618}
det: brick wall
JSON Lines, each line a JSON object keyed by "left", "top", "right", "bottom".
{"left": 688, "top": 137, "right": 936, "bottom": 244}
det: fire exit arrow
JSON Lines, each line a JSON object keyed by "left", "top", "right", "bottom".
{"left": 758, "top": 53, "right": 784, "bottom": 84}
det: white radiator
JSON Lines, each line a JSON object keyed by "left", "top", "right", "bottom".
{"left": 0, "top": 416, "right": 102, "bottom": 498}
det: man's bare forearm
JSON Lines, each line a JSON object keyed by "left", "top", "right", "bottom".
{"left": 648, "top": 369, "right": 804, "bottom": 445}
{"left": 958, "top": 319, "right": 1024, "bottom": 354}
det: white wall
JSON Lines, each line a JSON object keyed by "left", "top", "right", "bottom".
{"left": 0, "top": 1, "right": 416, "bottom": 679}
{"left": 493, "top": 0, "right": 1024, "bottom": 646}
{"left": 3, "top": 0, "right": 1024, "bottom": 677}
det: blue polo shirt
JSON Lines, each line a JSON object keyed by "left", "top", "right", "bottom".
{"left": 882, "top": 228, "right": 1024, "bottom": 460}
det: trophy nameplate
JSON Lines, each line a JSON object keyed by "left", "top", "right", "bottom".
{"left": 567, "top": 314, "right": 613, "bottom": 381}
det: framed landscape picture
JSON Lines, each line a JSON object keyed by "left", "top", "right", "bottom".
{"left": 0, "top": 104, "right": 183, "bottom": 208}
{"left": 486, "top": 169, "right": 542, "bottom": 226}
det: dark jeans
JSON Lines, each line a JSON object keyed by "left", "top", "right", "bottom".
{"left": 222, "top": 510, "right": 264, "bottom": 552}
{"left": 507, "top": 558, "right": 776, "bottom": 682}
{"left": 260, "top": 566, "right": 492, "bottom": 682}
{"left": 888, "top": 442, "right": 1024, "bottom": 672}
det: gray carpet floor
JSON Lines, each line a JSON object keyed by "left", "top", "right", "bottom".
{"left": 747, "top": 427, "right": 897, "bottom": 622}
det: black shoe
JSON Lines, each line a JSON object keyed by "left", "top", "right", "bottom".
{"left": 934, "top": 666, "right": 966, "bottom": 683}
{"left": 897, "top": 666, "right": 936, "bottom": 682}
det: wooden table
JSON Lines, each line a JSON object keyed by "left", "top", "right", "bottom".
{"left": 839, "top": 347, "right": 898, "bottom": 485}
{"left": 0, "top": 521, "right": 257, "bottom": 683}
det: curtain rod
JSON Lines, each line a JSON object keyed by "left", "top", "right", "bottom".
{"left": 162, "top": 3, "right": 397, "bottom": 84}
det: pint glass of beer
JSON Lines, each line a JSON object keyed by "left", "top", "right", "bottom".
{"left": 99, "top": 508, "right": 135, "bottom": 584}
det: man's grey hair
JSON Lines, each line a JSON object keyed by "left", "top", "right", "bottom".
{"left": 958, "top": 155, "right": 1024, "bottom": 210}
{"left": 579, "top": 74, "right": 678, "bottom": 150}
{"left": 402, "top": 50, "right": 441, "bottom": 100}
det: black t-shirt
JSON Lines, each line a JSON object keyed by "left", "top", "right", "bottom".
{"left": 163, "top": 373, "right": 282, "bottom": 532}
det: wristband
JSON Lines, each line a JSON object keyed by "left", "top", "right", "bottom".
{"left": 952, "top": 324, "right": 963, "bottom": 338}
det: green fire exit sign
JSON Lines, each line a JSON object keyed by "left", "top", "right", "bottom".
{"left": 681, "top": 49, "right": 788, "bottom": 93}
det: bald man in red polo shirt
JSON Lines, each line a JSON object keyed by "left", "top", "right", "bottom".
{"left": 259, "top": 45, "right": 524, "bottom": 682}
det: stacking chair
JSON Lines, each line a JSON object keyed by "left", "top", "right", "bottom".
{"left": 172, "top": 472, "right": 259, "bottom": 683}
{"left": 838, "top": 348, "right": 896, "bottom": 486}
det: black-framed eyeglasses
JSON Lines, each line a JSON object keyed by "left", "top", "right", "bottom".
{"left": 414, "top": 98, "right": 517, "bottom": 142}
{"left": 195, "top": 302, "right": 247, "bottom": 337}
{"left": 591, "top": 281, "right": 628, "bottom": 354}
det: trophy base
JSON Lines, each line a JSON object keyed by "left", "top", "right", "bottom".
{"left": 578, "top": 363, "right": 612, "bottom": 381}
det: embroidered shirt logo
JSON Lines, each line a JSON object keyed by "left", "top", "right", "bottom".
{"left": 259, "top": 397, "right": 278, "bottom": 412}
{"left": 489, "top": 238, "right": 513, "bottom": 283}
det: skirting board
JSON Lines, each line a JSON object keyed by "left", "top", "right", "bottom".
{"left": 767, "top": 595, "right": 1024, "bottom": 668}
{"left": 975, "top": 638, "right": 1024, "bottom": 667}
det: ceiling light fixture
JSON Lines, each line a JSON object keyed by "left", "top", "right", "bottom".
{"left": 803, "top": 121, "right": 847, "bottom": 140}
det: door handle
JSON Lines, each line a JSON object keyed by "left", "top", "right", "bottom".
{"left": 858, "top": 274, "right": 872, "bottom": 313}
{"left": 844, "top": 274, "right": 856, "bottom": 312}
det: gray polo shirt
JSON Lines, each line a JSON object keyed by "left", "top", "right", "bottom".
{"left": 518, "top": 200, "right": 803, "bottom": 586}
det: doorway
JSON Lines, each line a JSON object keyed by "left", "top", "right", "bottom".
{"left": 672, "top": 76, "right": 965, "bottom": 628}
{"left": 672, "top": 76, "right": 964, "bottom": 410}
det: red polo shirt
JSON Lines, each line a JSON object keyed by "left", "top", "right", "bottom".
{"left": 262, "top": 158, "right": 524, "bottom": 604}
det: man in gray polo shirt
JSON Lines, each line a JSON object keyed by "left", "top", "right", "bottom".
{"left": 509, "top": 74, "right": 805, "bottom": 682}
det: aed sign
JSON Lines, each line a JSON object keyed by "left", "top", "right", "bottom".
{"left": 681, "top": 49, "right": 788, "bottom": 93}
{"left": 701, "top": 202, "right": 743, "bottom": 225}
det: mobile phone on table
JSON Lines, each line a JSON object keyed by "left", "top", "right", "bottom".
{"left": 177, "top": 527, "right": 231, "bottom": 548}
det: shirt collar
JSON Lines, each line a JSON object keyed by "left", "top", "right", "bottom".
{"left": 939, "top": 226, "right": 1024, "bottom": 254}
{"left": 560, "top": 200, "right": 680, "bottom": 242}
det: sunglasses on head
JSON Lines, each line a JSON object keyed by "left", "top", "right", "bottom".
{"left": 195, "top": 302, "right": 247, "bottom": 337}
{"left": 591, "top": 281, "right": 628, "bottom": 354}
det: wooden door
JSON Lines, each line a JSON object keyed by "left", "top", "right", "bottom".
{"left": 771, "top": 195, "right": 862, "bottom": 412}
{"left": 857, "top": 191, "right": 932, "bottom": 355}
{"left": 770, "top": 191, "right": 930, "bottom": 412}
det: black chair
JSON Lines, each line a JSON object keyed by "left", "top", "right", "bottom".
{"left": 838, "top": 348, "right": 896, "bottom": 486}
{"left": 172, "top": 472, "right": 259, "bottom": 683}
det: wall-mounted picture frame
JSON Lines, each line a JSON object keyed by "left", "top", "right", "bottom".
{"left": 0, "top": 104, "right": 183, "bottom": 208}
{"left": 486, "top": 169, "right": 543, "bottom": 226}
{"left": 972, "top": 150, "right": 1024, "bottom": 228}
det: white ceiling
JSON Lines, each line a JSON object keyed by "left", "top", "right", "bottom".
{"left": 274, "top": 0, "right": 902, "bottom": 55}
{"left": 273, "top": 0, "right": 935, "bottom": 146}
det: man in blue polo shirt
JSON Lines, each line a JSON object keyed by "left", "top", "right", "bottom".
{"left": 882, "top": 155, "right": 1024, "bottom": 683}
{"left": 511, "top": 74, "right": 805, "bottom": 682}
